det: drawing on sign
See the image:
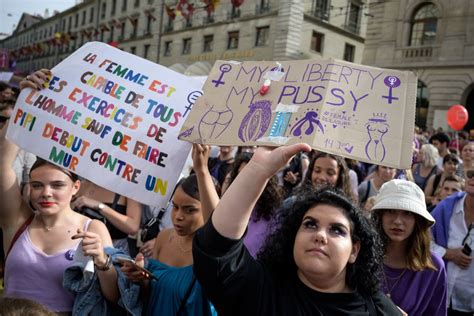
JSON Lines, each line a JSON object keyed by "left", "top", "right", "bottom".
{"left": 211, "top": 64, "right": 232, "bottom": 87}
{"left": 198, "top": 103, "right": 233, "bottom": 141}
{"left": 179, "top": 126, "right": 194, "bottom": 139}
{"left": 365, "top": 113, "right": 389, "bottom": 162}
{"left": 382, "top": 76, "right": 400, "bottom": 104}
{"left": 238, "top": 100, "right": 272, "bottom": 142}
{"left": 290, "top": 111, "right": 324, "bottom": 137}
{"left": 185, "top": 91, "right": 203, "bottom": 117}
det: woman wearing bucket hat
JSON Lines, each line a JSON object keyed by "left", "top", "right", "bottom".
{"left": 371, "top": 179, "right": 448, "bottom": 316}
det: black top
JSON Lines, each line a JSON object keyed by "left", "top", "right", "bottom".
{"left": 105, "top": 193, "right": 128, "bottom": 240}
{"left": 193, "top": 220, "right": 402, "bottom": 316}
{"left": 208, "top": 157, "right": 233, "bottom": 187}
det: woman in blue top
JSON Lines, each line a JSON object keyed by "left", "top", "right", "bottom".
{"left": 122, "top": 144, "right": 218, "bottom": 316}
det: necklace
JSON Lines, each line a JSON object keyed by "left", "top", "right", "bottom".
{"left": 382, "top": 267, "right": 406, "bottom": 298}
{"left": 176, "top": 234, "right": 192, "bottom": 253}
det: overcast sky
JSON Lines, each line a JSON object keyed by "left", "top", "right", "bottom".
{"left": 1, "top": 0, "right": 76, "bottom": 36}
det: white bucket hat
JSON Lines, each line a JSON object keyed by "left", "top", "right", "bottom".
{"left": 371, "top": 179, "right": 435, "bottom": 226}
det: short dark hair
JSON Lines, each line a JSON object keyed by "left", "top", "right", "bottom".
{"left": 443, "top": 153, "right": 459, "bottom": 165}
{"left": 258, "top": 187, "right": 383, "bottom": 296}
{"left": 430, "top": 132, "right": 450, "bottom": 145}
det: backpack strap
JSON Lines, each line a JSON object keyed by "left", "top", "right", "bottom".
{"left": 111, "top": 193, "right": 121, "bottom": 210}
{"left": 6, "top": 215, "right": 34, "bottom": 260}
{"left": 176, "top": 275, "right": 197, "bottom": 316}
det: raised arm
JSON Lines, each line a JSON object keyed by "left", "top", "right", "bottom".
{"left": 192, "top": 144, "right": 220, "bottom": 223}
{"left": 0, "top": 120, "right": 27, "bottom": 224}
{"left": 212, "top": 143, "right": 311, "bottom": 239}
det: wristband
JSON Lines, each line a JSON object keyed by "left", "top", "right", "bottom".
{"left": 95, "top": 254, "right": 112, "bottom": 271}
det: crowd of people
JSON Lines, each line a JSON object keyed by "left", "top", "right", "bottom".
{"left": 0, "top": 70, "right": 473, "bottom": 316}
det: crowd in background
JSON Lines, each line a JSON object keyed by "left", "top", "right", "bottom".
{"left": 0, "top": 74, "right": 473, "bottom": 316}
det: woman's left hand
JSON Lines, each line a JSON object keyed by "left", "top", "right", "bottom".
{"left": 72, "top": 228, "right": 107, "bottom": 267}
{"left": 192, "top": 144, "right": 211, "bottom": 172}
{"left": 19, "top": 69, "right": 51, "bottom": 91}
{"left": 71, "top": 195, "right": 102, "bottom": 211}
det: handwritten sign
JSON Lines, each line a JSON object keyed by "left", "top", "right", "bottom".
{"left": 7, "top": 42, "right": 203, "bottom": 206}
{"left": 178, "top": 59, "right": 417, "bottom": 168}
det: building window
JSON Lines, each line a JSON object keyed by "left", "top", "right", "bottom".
{"left": 131, "top": 46, "right": 136, "bottom": 54}
{"left": 203, "top": 35, "right": 213, "bottom": 52}
{"left": 343, "top": 43, "right": 355, "bottom": 62}
{"left": 120, "top": 21, "right": 126, "bottom": 39}
{"left": 82, "top": 10, "right": 86, "bottom": 24}
{"left": 310, "top": 31, "right": 324, "bottom": 53}
{"left": 100, "top": 30, "right": 104, "bottom": 42}
{"left": 68, "top": 16, "right": 72, "bottom": 31}
{"left": 409, "top": 3, "right": 439, "bottom": 46}
{"left": 255, "top": 26, "right": 270, "bottom": 47}
{"left": 230, "top": 5, "right": 241, "bottom": 18}
{"left": 346, "top": 2, "right": 361, "bottom": 34}
{"left": 109, "top": 26, "right": 115, "bottom": 42}
{"left": 75, "top": 13, "right": 79, "bottom": 27}
{"left": 131, "top": 19, "right": 138, "bottom": 38}
{"left": 135, "top": 0, "right": 140, "bottom": 7}
{"left": 182, "top": 38, "right": 191, "bottom": 54}
{"left": 111, "top": 0, "right": 117, "bottom": 15}
{"left": 144, "top": 44, "right": 150, "bottom": 58}
{"left": 164, "top": 40, "right": 172, "bottom": 56}
{"left": 101, "top": 2, "right": 107, "bottom": 19}
{"left": 312, "top": 0, "right": 330, "bottom": 21}
{"left": 146, "top": 15, "right": 153, "bottom": 34}
{"left": 416, "top": 80, "right": 429, "bottom": 128}
{"left": 90, "top": 7, "right": 94, "bottom": 23}
{"left": 122, "top": 0, "right": 128, "bottom": 12}
{"left": 227, "top": 31, "right": 239, "bottom": 49}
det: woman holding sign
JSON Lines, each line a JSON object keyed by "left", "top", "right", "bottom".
{"left": 121, "top": 144, "right": 218, "bottom": 316}
{"left": 192, "top": 144, "right": 402, "bottom": 315}
{"left": 0, "top": 70, "right": 120, "bottom": 314}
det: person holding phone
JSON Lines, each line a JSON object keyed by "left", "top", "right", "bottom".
{"left": 121, "top": 144, "right": 218, "bottom": 316}
{"left": 0, "top": 70, "right": 119, "bottom": 313}
{"left": 431, "top": 166, "right": 474, "bottom": 315}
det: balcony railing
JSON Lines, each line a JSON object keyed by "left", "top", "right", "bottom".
{"left": 184, "top": 19, "right": 193, "bottom": 28}
{"left": 256, "top": 3, "right": 271, "bottom": 14}
{"left": 402, "top": 47, "right": 433, "bottom": 58}
{"left": 343, "top": 21, "right": 360, "bottom": 35}
{"left": 164, "top": 24, "right": 173, "bottom": 32}
{"left": 227, "top": 8, "right": 241, "bottom": 19}
{"left": 311, "top": 9, "right": 329, "bottom": 22}
{"left": 203, "top": 15, "right": 215, "bottom": 24}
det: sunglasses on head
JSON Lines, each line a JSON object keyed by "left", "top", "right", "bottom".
{"left": 466, "top": 170, "right": 474, "bottom": 179}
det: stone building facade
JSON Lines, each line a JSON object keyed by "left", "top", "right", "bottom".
{"left": 1, "top": 0, "right": 369, "bottom": 84}
{"left": 363, "top": 0, "right": 474, "bottom": 131}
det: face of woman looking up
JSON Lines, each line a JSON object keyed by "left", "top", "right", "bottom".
{"left": 311, "top": 157, "right": 340, "bottom": 189}
{"left": 381, "top": 209, "right": 415, "bottom": 244}
{"left": 29, "top": 164, "right": 80, "bottom": 215}
{"left": 171, "top": 186, "right": 204, "bottom": 237}
{"left": 293, "top": 204, "right": 360, "bottom": 292}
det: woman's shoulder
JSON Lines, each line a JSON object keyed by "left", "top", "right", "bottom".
{"left": 430, "top": 252, "right": 446, "bottom": 271}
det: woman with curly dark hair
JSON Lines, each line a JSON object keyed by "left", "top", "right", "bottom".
{"left": 221, "top": 152, "right": 283, "bottom": 257}
{"left": 192, "top": 144, "right": 401, "bottom": 315}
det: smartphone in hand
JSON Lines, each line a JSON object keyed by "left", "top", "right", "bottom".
{"left": 462, "top": 243, "right": 472, "bottom": 256}
{"left": 115, "top": 255, "right": 157, "bottom": 280}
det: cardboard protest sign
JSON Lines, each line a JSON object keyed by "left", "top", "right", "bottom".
{"left": 178, "top": 59, "right": 417, "bottom": 168}
{"left": 7, "top": 41, "right": 203, "bottom": 206}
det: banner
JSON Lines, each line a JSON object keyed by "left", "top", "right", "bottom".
{"left": 7, "top": 41, "right": 203, "bottom": 206}
{"left": 178, "top": 59, "right": 417, "bottom": 169}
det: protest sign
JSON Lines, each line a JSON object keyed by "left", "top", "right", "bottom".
{"left": 7, "top": 41, "right": 203, "bottom": 206}
{"left": 178, "top": 59, "right": 417, "bottom": 168}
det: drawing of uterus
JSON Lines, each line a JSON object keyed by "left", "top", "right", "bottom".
{"left": 198, "top": 102, "right": 234, "bottom": 141}
{"left": 365, "top": 117, "right": 389, "bottom": 162}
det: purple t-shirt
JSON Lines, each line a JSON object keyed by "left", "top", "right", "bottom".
{"left": 380, "top": 253, "right": 447, "bottom": 316}
{"left": 243, "top": 213, "right": 273, "bottom": 258}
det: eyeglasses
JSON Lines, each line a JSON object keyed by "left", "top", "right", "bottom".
{"left": 465, "top": 170, "right": 474, "bottom": 179}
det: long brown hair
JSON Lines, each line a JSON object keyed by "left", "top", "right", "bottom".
{"left": 373, "top": 211, "right": 436, "bottom": 271}
{"left": 302, "top": 152, "right": 355, "bottom": 202}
